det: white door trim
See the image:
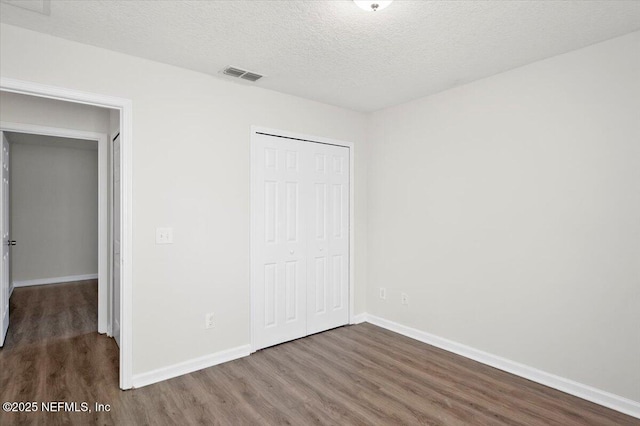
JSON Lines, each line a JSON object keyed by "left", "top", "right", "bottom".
{"left": 0, "top": 77, "right": 134, "bottom": 390}
{"left": 0, "top": 121, "right": 108, "bottom": 332}
{"left": 108, "top": 129, "right": 119, "bottom": 338}
{"left": 249, "top": 126, "right": 356, "bottom": 352}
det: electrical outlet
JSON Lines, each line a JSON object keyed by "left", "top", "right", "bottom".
{"left": 156, "top": 227, "right": 173, "bottom": 244}
{"left": 379, "top": 287, "right": 386, "bottom": 300}
{"left": 401, "top": 293, "right": 409, "bottom": 306}
{"left": 205, "top": 312, "right": 215, "bottom": 329}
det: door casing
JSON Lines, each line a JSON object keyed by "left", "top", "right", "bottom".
{"left": 249, "top": 126, "right": 356, "bottom": 352}
{"left": 0, "top": 77, "right": 134, "bottom": 390}
{"left": 111, "top": 132, "right": 122, "bottom": 347}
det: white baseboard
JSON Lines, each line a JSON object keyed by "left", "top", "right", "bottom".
{"left": 351, "top": 313, "right": 367, "bottom": 324}
{"left": 364, "top": 314, "right": 640, "bottom": 419}
{"left": 132, "top": 344, "right": 251, "bottom": 389}
{"left": 12, "top": 273, "right": 98, "bottom": 288}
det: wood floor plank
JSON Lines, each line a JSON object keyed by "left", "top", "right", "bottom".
{"left": 1, "top": 282, "right": 638, "bottom": 425}
{"left": 285, "top": 336, "right": 463, "bottom": 425}
{"left": 299, "top": 331, "right": 492, "bottom": 425}
{"left": 345, "top": 323, "right": 631, "bottom": 426}
{"left": 327, "top": 326, "right": 563, "bottom": 425}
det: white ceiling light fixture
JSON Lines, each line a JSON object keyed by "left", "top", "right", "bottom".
{"left": 354, "top": 1, "right": 393, "bottom": 12}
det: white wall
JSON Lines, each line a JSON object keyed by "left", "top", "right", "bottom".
{"left": 109, "top": 108, "right": 120, "bottom": 137}
{"left": 9, "top": 138, "right": 98, "bottom": 283}
{"left": 0, "top": 24, "right": 368, "bottom": 375}
{"left": 0, "top": 91, "right": 110, "bottom": 134}
{"left": 367, "top": 32, "right": 640, "bottom": 402}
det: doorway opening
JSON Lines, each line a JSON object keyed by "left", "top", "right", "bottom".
{"left": 4, "top": 130, "right": 102, "bottom": 334}
{"left": 0, "top": 79, "right": 133, "bottom": 389}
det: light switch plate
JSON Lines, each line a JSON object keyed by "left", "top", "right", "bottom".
{"left": 379, "top": 287, "right": 386, "bottom": 300}
{"left": 156, "top": 227, "right": 173, "bottom": 244}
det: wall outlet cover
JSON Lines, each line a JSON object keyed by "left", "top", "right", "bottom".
{"left": 156, "top": 227, "right": 173, "bottom": 244}
{"left": 205, "top": 312, "right": 215, "bottom": 329}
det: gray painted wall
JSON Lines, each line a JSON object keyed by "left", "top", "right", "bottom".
{"left": 9, "top": 138, "right": 98, "bottom": 283}
{"left": 367, "top": 32, "right": 640, "bottom": 402}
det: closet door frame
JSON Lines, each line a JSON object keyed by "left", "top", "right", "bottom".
{"left": 249, "top": 126, "right": 355, "bottom": 352}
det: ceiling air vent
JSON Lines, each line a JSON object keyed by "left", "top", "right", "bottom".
{"left": 221, "top": 66, "right": 264, "bottom": 82}
{"left": 223, "top": 67, "right": 245, "bottom": 78}
{"left": 240, "top": 72, "right": 263, "bottom": 82}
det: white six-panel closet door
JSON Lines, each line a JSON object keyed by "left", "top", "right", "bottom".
{"left": 306, "top": 143, "right": 349, "bottom": 335}
{"left": 253, "top": 135, "right": 309, "bottom": 350}
{"left": 252, "top": 133, "right": 349, "bottom": 351}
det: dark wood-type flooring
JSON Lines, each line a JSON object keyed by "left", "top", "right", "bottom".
{"left": 1, "top": 281, "right": 637, "bottom": 425}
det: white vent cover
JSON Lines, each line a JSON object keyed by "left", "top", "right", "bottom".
{"left": 241, "top": 72, "right": 262, "bottom": 82}
{"left": 222, "top": 66, "right": 264, "bottom": 82}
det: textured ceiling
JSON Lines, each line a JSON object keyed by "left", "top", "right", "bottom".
{"left": 1, "top": 0, "right": 640, "bottom": 112}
